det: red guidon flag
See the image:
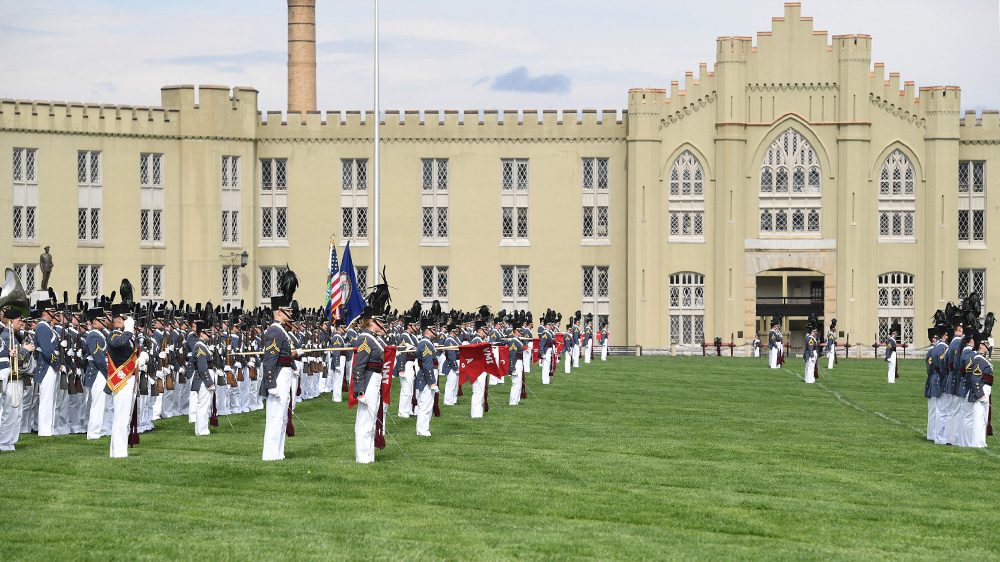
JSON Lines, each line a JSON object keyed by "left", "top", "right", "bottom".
{"left": 459, "top": 342, "right": 494, "bottom": 385}
{"left": 555, "top": 333, "right": 566, "bottom": 356}
{"left": 532, "top": 338, "right": 540, "bottom": 364}
{"left": 496, "top": 345, "right": 510, "bottom": 377}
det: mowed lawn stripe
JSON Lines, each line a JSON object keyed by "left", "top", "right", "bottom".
{"left": 1, "top": 355, "right": 998, "bottom": 560}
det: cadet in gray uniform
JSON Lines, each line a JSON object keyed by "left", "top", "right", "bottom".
{"left": 190, "top": 320, "right": 216, "bottom": 437}
{"left": 965, "top": 335, "right": 994, "bottom": 448}
{"left": 0, "top": 303, "right": 34, "bottom": 452}
{"left": 260, "top": 283, "right": 299, "bottom": 461}
{"left": 83, "top": 306, "right": 109, "bottom": 439}
{"left": 414, "top": 317, "right": 438, "bottom": 437}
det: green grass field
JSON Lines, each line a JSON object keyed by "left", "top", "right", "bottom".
{"left": 1, "top": 356, "right": 998, "bottom": 561}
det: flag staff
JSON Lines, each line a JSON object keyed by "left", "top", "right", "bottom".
{"left": 372, "top": 0, "right": 381, "bottom": 275}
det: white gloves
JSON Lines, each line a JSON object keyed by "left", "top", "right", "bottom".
{"left": 124, "top": 317, "right": 135, "bottom": 333}
{"left": 267, "top": 386, "right": 279, "bottom": 396}
{"left": 60, "top": 340, "right": 68, "bottom": 348}
{"left": 158, "top": 351, "right": 166, "bottom": 359}
{"left": 137, "top": 351, "right": 149, "bottom": 369}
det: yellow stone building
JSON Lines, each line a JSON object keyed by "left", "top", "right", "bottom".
{"left": 1, "top": 2, "right": 997, "bottom": 351}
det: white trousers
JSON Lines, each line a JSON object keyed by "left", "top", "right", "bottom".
{"left": 354, "top": 374, "right": 382, "bottom": 464}
{"left": 262, "top": 368, "right": 293, "bottom": 461}
{"left": 969, "top": 385, "right": 991, "bottom": 448}
{"left": 827, "top": 349, "right": 835, "bottom": 370}
{"left": 37, "top": 367, "right": 57, "bottom": 437}
{"left": 946, "top": 393, "right": 963, "bottom": 445}
{"left": 585, "top": 341, "right": 593, "bottom": 363}
{"left": 470, "top": 374, "right": 486, "bottom": 418}
{"left": 86, "top": 373, "right": 108, "bottom": 439}
{"left": 769, "top": 346, "right": 780, "bottom": 369}
{"left": 523, "top": 347, "right": 531, "bottom": 373}
{"left": 886, "top": 352, "right": 897, "bottom": 384}
{"left": 0, "top": 374, "right": 22, "bottom": 451}
{"left": 927, "top": 396, "right": 937, "bottom": 441}
{"left": 444, "top": 368, "right": 458, "bottom": 405}
{"left": 195, "top": 385, "right": 214, "bottom": 436}
{"left": 804, "top": 355, "right": 816, "bottom": 384}
{"left": 109, "top": 377, "right": 135, "bottom": 458}
{"left": 415, "top": 386, "right": 434, "bottom": 436}
{"left": 398, "top": 361, "right": 415, "bottom": 417}
{"left": 934, "top": 392, "right": 951, "bottom": 445}
{"left": 572, "top": 344, "right": 580, "bottom": 368}
{"left": 330, "top": 356, "right": 346, "bottom": 403}
{"left": 601, "top": 341, "right": 608, "bottom": 361}
{"left": 564, "top": 351, "right": 572, "bottom": 373}
{"left": 753, "top": 347, "right": 760, "bottom": 358}
{"left": 958, "top": 395, "right": 976, "bottom": 448}
{"left": 509, "top": 360, "right": 523, "bottom": 405}
{"left": 541, "top": 349, "right": 552, "bottom": 384}
{"left": 188, "top": 389, "right": 197, "bottom": 423}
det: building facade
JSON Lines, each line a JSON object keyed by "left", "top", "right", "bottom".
{"left": 2, "top": 3, "right": 997, "bottom": 350}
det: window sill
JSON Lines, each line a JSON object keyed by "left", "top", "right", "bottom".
{"left": 580, "top": 239, "right": 611, "bottom": 246}
{"left": 222, "top": 243, "right": 242, "bottom": 249}
{"left": 958, "top": 243, "right": 988, "bottom": 249}
{"left": 140, "top": 243, "right": 166, "bottom": 249}
{"left": 500, "top": 240, "right": 530, "bottom": 247}
{"left": 667, "top": 237, "right": 705, "bottom": 244}
{"left": 258, "top": 241, "right": 290, "bottom": 248}
{"left": 420, "top": 240, "right": 450, "bottom": 247}
{"left": 77, "top": 241, "right": 104, "bottom": 248}
{"left": 757, "top": 232, "right": 822, "bottom": 239}
{"left": 877, "top": 237, "right": 917, "bottom": 244}
{"left": 12, "top": 240, "right": 39, "bottom": 247}
{"left": 340, "top": 240, "right": 369, "bottom": 247}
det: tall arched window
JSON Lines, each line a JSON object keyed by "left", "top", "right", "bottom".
{"left": 668, "top": 151, "right": 705, "bottom": 242}
{"left": 878, "top": 150, "right": 916, "bottom": 241}
{"left": 759, "top": 129, "right": 821, "bottom": 235}
{"left": 877, "top": 272, "right": 914, "bottom": 344}
{"left": 668, "top": 272, "right": 704, "bottom": 345}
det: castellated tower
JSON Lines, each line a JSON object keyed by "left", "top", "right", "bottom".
{"left": 287, "top": 0, "right": 317, "bottom": 114}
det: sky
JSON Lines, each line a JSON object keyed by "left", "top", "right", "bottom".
{"left": 1, "top": 0, "right": 998, "bottom": 114}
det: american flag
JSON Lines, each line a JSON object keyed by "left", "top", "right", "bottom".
{"left": 325, "top": 239, "right": 341, "bottom": 320}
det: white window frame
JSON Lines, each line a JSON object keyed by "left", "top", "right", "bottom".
{"left": 259, "top": 158, "right": 288, "bottom": 245}
{"left": 78, "top": 150, "right": 102, "bottom": 245}
{"left": 759, "top": 129, "right": 821, "bottom": 237}
{"left": 420, "top": 265, "right": 449, "bottom": 308}
{"left": 421, "top": 158, "right": 449, "bottom": 245}
{"left": 958, "top": 161, "right": 986, "bottom": 246}
{"left": 667, "top": 152, "right": 704, "bottom": 243}
{"left": 582, "top": 157, "right": 610, "bottom": 245}
{"left": 341, "top": 158, "right": 369, "bottom": 245}
{"left": 222, "top": 155, "right": 241, "bottom": 247}
{"left": 668, "top": 272, "right": 705, "bottom": 345}
{"left": 140, "top": 265, "right": 165, "bottom": 304}
{"left": 500, "top": 158, "right": 529, "bottom": 246}
{"left": 355, "top": 266, "right": 368, "bottom": 293}
{"left": 877, "top": 272, "right": 914, "bottom": 345}
{"left": 13, "top": 263, "right": 37, "bottom": 294}
{"left": 259, "top": 265, "right": 288, "bottom": 305}
{"left": 877, "top": 150, "right": 916, "bottom": 242}
{"left": 501, "top": 265, "right": 530, "bottom": 310}
{"left": 12, "top": 147, "right": 39, "bottom": 244}
{"left": 581, "top": 265, "right": 610, "bottom": 329}
{"left": 78, "top": 264, "right": 103, "bottom": 301}
{"left": 139, "top": 153, "right": 165, "bottom": 247}
{"left": 958, "top": 268, "right": 986, "bottom": 307}
{"left": 222, "top": 265, "right": 241, "bottom": 307}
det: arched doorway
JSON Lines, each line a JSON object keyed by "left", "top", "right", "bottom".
{"left": 755, "top": 268, "right": 825, "bottom": 350}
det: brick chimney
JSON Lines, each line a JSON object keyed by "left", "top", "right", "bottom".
{"left": 287, "top": 0, "right": 316, "bottom": 114}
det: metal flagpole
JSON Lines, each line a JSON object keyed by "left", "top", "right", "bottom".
{"left": 372, "top": 0, "right": 381, "bottom": 275}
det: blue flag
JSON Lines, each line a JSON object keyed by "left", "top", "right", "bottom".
{"left": 340, "top": 241, "right": 367, "bottom": 325}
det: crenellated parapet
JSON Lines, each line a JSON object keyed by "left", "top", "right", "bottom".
{"left": 960, "top": 110, "right": 1000, "bottom": 145}
{"left": 255, "top": 107, "right": 627, "bottom": 144}
{"left": 0, "top": 97, "right": 181, "bottom": 138}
